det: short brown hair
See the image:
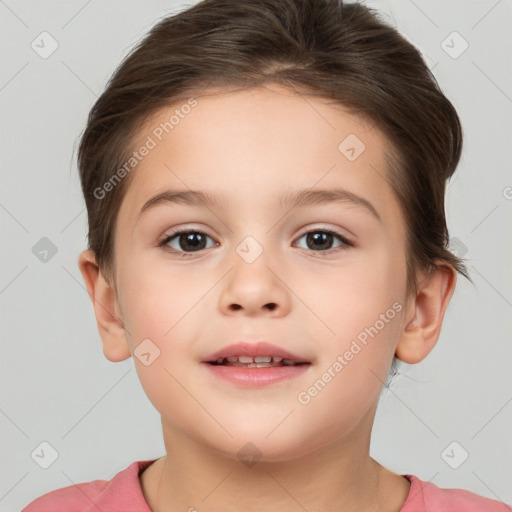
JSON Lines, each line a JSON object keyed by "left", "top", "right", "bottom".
{"left": 78, "top": 0, "right": 469, "bottom": 295}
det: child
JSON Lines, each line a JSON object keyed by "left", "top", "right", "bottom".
{"left": 23, "top": 0, "right": 511, "bottom": 510}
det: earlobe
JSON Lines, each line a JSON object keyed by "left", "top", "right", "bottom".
{"left": 77, "top": 249, "right": 132, "bottom": 362}
{"left": 395, "top": 263, "right": 457, "bottom": 364}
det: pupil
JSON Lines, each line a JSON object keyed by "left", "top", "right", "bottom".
{"left": 307, "top": 232, "right": 332, "bottom": 251}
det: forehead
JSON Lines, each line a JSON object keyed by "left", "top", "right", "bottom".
{"left": 119, "top": 85, "right": 403, "bottom": 227}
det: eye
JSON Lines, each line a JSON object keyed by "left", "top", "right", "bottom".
{"left": 158, "top": 228, "right": 352, "bottom": 256}
{"left": 159, "top": 229, "right": 217, "bottom": 254}
{"left": 294, "top": 229, "right": 352, "bottom": 253}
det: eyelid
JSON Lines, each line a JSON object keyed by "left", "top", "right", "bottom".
{"left": 158, "top": 227, "right": 216, "bottom": 246}
{"left": 295, "top": 225, "right": 352, "bottom": 243}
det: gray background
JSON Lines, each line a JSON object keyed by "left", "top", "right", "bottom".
{"left": 1, "top": 0, "right": 511, "bottom": 509}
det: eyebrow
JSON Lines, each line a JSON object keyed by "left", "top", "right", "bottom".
{"left": 137, "top": 188, "right": 382, "bottom": 223}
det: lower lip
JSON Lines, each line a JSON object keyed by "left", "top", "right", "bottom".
{"left": 202, "top": 363, "right": 311, "bottom": 386}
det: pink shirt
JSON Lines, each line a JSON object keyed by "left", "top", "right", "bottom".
{"left": 23, "top": 459, "right": 511, "bottom": 511}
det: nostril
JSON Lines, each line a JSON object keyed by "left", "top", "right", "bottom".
{"left": 265, "top": 303, "right": 277, "bottom": 311}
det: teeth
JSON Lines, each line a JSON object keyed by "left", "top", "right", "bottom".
{"left": 212, "top": 355, "right": 300, "bottom": 366}
{"left": 254, "top": 356, "right": 272, "bottom": 363}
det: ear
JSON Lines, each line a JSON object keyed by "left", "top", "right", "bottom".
{"left": 395, "top": 262, "right": 457, "bottom": 364}
{"left": 78, "top": 249, "right": 131, "bottom": 362}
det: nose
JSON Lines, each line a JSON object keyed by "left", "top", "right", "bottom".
{"left": 218, "top": 249, "right": 291, "bottom": 318}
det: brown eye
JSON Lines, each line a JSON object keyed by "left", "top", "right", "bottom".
{"left": 295, "top": 230, "right": 351, "bottom": 252}
{"left": 161, "top": 230, "right": 217, "bottom": 253}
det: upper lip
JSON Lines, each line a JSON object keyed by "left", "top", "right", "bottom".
{"left": 202, "top": 341, "right": 310, "bottom": 363}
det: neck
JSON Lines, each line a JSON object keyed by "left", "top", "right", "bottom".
{"left": 141, "top": 408, "right": 410, "bottom": 512}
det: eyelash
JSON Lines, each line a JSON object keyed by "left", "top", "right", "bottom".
{"left": 158, "top": 228, "right": 353, "bottom": 257}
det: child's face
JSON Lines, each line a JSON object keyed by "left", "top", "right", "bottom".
{"left": 111, "top": 85, "right": 411, "bottom": 459}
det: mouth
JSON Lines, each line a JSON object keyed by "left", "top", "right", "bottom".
{"left": 202, "top": 341, "right": 311, "bottom": 367}
{"left": 201, "top": 341, "right": 312, "bottom": 386}
{"left": 207, "top": 355, "right": 310, "bottom": 368}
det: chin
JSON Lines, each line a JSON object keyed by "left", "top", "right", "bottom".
{"left": 198, "top": 424, "right": 324, "bottom": 465}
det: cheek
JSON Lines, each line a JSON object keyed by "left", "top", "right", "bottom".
{"left": 117, "top": 257, "right": 207, "bottom": 344}
{"left": 295, "top": 244, "right": 406, "bottom": 390}
{"left": 297, "top": 243, "right": 406, "bottom": 334}
{"left": 115, "top": 264, "right": 208, "bottom": 419}
{"left": 294, "top": 301, "right": 404, "bottom": 439}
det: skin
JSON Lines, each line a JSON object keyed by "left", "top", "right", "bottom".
{"left": 79, "top": 84, "right": 456, "bottom": 511}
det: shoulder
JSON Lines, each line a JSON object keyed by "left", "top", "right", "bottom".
{"left": 22, "top": 460, "right": 157, "bottom": 512}
{"left": 402, "top": 474, "right": 512, "bottom": 512}
{"left": 22, "top": 479, "right": 108, "bottom": 512}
